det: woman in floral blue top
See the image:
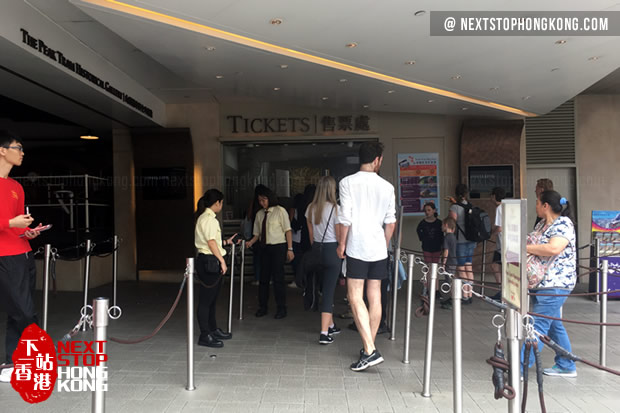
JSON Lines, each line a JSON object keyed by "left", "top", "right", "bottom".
{"left": 522, "top": 190, "right": 577, "bottom": 377}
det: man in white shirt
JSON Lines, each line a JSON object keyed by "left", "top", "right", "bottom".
{"left": 337, "top": 142, "right": 396, "bottom": 371}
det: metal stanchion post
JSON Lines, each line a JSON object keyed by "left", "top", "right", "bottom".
{"left": 452, "top": 277, "right": 462, "bottom": 413}
{"left": 227, "top": 243, "right": 236, "bottom": 333}
{"left": 595, "top": 238, "right": 601, "bottom": 303}
{"left": 422, "top": 263, "right": 438, "bottom": 397}
{"left": 82, "top": 239, "right": 92, "bottom": 331}
{"left": 390, "top": 206, "right": 404, "bottom": 341}
{"left": 481, "top": 240, "right": 487, "bottom": 296}
{"left": 92, "top": 297, "right": 108, "bottom": 413}
{"left": 402, "top": 254, "right": 415, "bottom": 364}
{"left": 112, "top": 235, "right": 119, "bottom": 317}
{"left": 239, "top": 240, "right": 245, "bottom": 320}
{"left": 506, "top": 308, "right": 521, "bottom": 413}
{"left": 186, "top": 258, "right": 195, "bottom": 391}
{"left": 42, "top": 244, "right": 51, "bottom": 331}
{"left": 600, "top": 259, "right": 608, "bottom": 366}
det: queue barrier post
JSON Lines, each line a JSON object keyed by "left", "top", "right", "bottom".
{"left": 186, "top": 258, "right": 196, "bottom": 391}
{"left": 91, "top": 297, "right": 108, "bottom": 413}
{"left": 421, "top": 263, "right": 438, "bottom": 397}
{"left": 481, "top": 240, "right": 487, "bottom": 296}
{"left": 595, "top": 238, "right": 601, "bottom": 303}
{"left": 452, "top": 277, "right": 462, "bottom": 413}
{"left": 402, "top": 254, "right": 415, "bottom": 364}
{"left": 42, "top": 244, "right": 51, "bottom": 331}
{"left": 82, "top": 239, "right": 92, "bottom": 331}
{"left": 227, "top": 243, "right": 236, "bottom": 334}
{"left": 390, "top": 206, "right": 404, "bottom": 341}
{"left": 111, "top": 235, "right": 119, "bottom": 317}
{"left": 239, "top": 240, "right": 246, "bottom": 320}
{"left": 506, "top": 308, "right": 521, "bottom": 413}
{"left": 600, "top": 259, "right": 608, "bottom": 366}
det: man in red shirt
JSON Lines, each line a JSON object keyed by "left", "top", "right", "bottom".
{"left": 0, "top": 130, "right": 41, "bottom": 383}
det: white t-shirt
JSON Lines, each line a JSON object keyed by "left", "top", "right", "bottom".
{"left": 305, "top": 202, "right": 338, "bottom": 243}
{"left": 338, "top": 171, "right": 396, "bottom": 261}
{"left": 494, "top": 204, "right": 502, "bottom": 252}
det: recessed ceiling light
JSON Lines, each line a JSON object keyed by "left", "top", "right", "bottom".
{"left": 387, "top": 90, "right": 395, "bottom": 94}
{"left": 363, "top": 104, "right": 370, "bottom": 108}
{"left": 321, "top": 97, "right": 329, "bottom": 100}
{"left": 405, "top": 60, "right": 416, "bottom": 65}
{"left": 522, "top": 96, "right": 531, "bottom": 100}
{"left": 270, "top": 18, "right": 283, "bottom": 25}
{"left": 339, "top": 78, "right": 348, "bottom": 83}
{"left": 215, "top": 75, "right": 224, "bottom": 79}
{"left": 451, "top": 75, "right": 462, "bottom": 80}
{"left": 345, "top": 42, "right": 358, "bottom": 48}
{"left": 588, "top": 56, "right": 601, "bottom": 61}
{"left": 427, "top": 99, "right": 435, "bottom": 103}
{"left": 551, "top": 67, "right": 560, "bottom": 72}
{"left": 273, "top": 87, "right": 280, "bottom": 91}
{"left": 461, "top": 107, "right": 469, "bottom": 111}
{"left": 555, "top": 40, "right": 567, "bottom": 45}
{"left": 205, "top": 46, "right": 216, "bottom": 52}
{"left": 80, "top": 135, "right": 99, "bottom": 140}
{"left": 279, "top": 64, "right": 288, "bottom": 69}
{"left": 414, "top": 10, "right": 426, "bottom": 17}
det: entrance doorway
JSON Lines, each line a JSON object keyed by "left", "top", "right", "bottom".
{"left": 221, "top": 140, "right": 373, "bottom": 220}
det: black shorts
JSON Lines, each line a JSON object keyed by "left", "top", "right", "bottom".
{"left": 493, "top": 251, "right": 502, "bottom": 264}
{"left": 346, "top": 256, "right": 388, "bottom": 280}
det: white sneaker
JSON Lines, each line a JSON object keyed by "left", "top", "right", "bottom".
{"left": 0, "top": 367, "right": 14, "bottom": 383}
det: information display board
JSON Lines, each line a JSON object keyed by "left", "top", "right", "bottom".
{"left": 397, "top": 153, "right": 439, "bottom": 216}
{"left": 501, "top": 199, "right": 528, "bottom": 314}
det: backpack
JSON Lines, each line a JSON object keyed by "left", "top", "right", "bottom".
{"left": 455, "top": 202, "right": 491, "bottom": 242}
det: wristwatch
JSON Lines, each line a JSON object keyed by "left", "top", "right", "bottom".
{"left": 287, "top": 247, "right": 293, "bottom": 251}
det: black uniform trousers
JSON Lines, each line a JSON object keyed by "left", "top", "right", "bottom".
{"left": 0, "top": 252, "right": 38, "bottom": 363}
{"left": 196, "top": 254, "right": 223, "bottom": 337}
{"left": 258, "top": 243, "right": 287, "bottom": 312}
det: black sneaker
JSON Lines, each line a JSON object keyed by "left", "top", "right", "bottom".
{"left": 328, "top": 325, "right": 341, "bottom": 335}
{"left": 350, "top": 350, "right": 384, "bottom": 371}
{"left": 319, "top": 334, "right": 334, "bottom": 345}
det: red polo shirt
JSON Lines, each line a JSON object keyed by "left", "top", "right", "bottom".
{"left": 0, "top": 177, "right": 31, "bottom": 256}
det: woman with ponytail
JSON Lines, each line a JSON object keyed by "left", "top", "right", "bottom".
{"left": 522, "top": 190, "right": 577, "bottom": 378}
{"left": 195, "top": 189, "right": 239, "bottom": 348}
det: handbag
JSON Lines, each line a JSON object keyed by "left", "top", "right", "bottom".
{"left": 526, "top": 227, "right": 556, "bottom": 289}
{"left": 295, "top": 205, "right": 335, "bottom": 288}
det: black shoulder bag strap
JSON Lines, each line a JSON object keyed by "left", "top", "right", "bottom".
{"left": 319, "top": 204, "right": 336, "bottom": 247}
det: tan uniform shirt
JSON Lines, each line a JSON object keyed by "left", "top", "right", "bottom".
{"left": 195, "top": 208, "right": 226, "bottom": 256}
{"left": 253, "top": 206, "right": 291, "bottom": 245}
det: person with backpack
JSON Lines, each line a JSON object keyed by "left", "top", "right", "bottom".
{"left": 305, "top": 176, "right": 341, "bottom": 345}
{"left": 448, "top": 184, "right": 477, "bottom": 304}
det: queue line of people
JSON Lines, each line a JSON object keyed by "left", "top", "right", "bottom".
{"left": 194, "top": 142, "right": 394, "bottom": 371}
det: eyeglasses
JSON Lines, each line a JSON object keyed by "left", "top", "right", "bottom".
{"left": 2, "top": 146, "right": 24, "bottom": 153}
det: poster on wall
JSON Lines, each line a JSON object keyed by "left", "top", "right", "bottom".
{"left": 592, "top": 210, "right": 620, "bottom": 233}
{"left": 397, "top": 153, "right": 439, "bottom": 216}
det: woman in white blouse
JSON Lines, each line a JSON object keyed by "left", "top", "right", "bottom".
{"left": 306, "top": 176, "right": 342, "bottom": 344}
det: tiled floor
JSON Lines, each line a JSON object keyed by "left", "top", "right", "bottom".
{"left": 1, "top": 277, "right": 619, "bottom": 412}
